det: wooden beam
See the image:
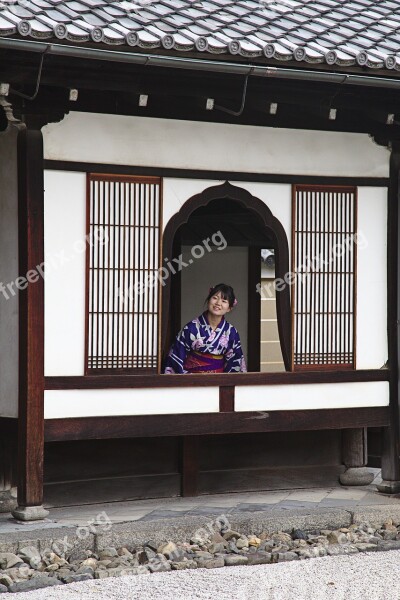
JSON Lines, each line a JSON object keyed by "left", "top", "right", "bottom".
{"left": 14, "top": 127, "right": 46, "bottom": 517}
{"left": 45, "top": 368, "right": 389, "bottom": 389}
{"left": 44, "top": 407, "right": 390, "bottom": 442}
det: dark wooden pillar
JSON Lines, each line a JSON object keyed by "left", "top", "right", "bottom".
{"left": 12, "top": 126, "right": 48, "bottom": 520}
{"left": 378, "top": 143, "right": 400, "bottom": 493}
{"left": 339, "top": 428, "right": 373, "bottom": 485}
{"left": 181, "top": 436, "right": 199, "bottom": 497}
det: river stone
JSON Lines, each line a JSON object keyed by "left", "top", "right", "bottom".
{"left": 327, "top": 545, "right": 359, "bottom": 556}
{"left": 224, "top": 555, "right": 248, "bottom": 566}
{"left": 18, "top": 546, "right": 41, "bottom": 568}
{"left": 356, "top": 543, "right": 378, "bottom": 552}
{"left": 0, "top": 553, "right": 23, "bottom": 570}
{"left": 248, "top": 536, "right": 261, "bottom": 547}
{"left": 208, "top": 542, "right": 225, "bottom": 554}
{"left": 99, "top": 548, "right": 118, "bottom": 560}
{"left": 247, "top": 553, "right": 272, "bottom": 566}
{"left": 327, "top": 531, "right": 348, "bottom": 544}
{"left": 278, "top": 552, "right": 299, "bottom": 562}
{"left": 196, "top": 557, "right": 225, "bottom": 569}
{"left": 291, "top": 530, "right": 307, "bottom": 541}
{"left": 236, "top": 538, "right": 249, "bottom": 549}
{"left": 272, "top": 533, "right": 293, "bottom": 545}
{"left": 63, "top": 573, "right": 93, "bottom": 584}
{"left": 171, "top": 560, "right": 197, "bottom": 570}
{"left": 194, "top": 551, "right": 213, "bottom": 560}
{"left": 8, "top": 577, "right": 62, "bottom": 593}
{"left": 0, "top": 584, "right": 8, "bottom": 593}
{"left": 223, "top": 530, "right": 242, "bottom": 541}
{"left": 148, "top": 559, "right": 171, "bottom": 573}
{"left": 0, "top": 575, "right": 12, "bottom": 588}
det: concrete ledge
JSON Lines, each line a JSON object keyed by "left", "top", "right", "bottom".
{"left": 2, "top": 505, "right": 400, "bottom": 555}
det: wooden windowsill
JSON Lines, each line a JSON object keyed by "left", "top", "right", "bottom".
{"left": 45, "top": 368, "right": 389, "bottom": 390}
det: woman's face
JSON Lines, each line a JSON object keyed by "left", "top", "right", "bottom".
{"left": 207, "top": 292, "right": 231, "bottom": 319}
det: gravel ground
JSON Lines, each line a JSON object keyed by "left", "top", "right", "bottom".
{"left": 10, "top": 550, "right": 400, "bottom": 600}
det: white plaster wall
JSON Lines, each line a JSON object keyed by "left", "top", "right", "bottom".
{"left": 356, "top": 187, "right": 388, "bottom": 369}
{"left": 43, "top": 112, "right": 389, "bottom": 177}
{"left": 180, "top": 245, "right": 249, "bottom": 360}
{"left": 44, "top": 387, "right": 219, "bottom": 418}
{"left": 235, "top": 381, "right": 389, "bottom": 411}
{"left": 0, "top": 126, "right": 19, "bottom": 417}
{"left": 44, "top": 171, "right": 86, "bottom": 376}
{"left": 163, "top": 179, "right": 291, "bottom": 251}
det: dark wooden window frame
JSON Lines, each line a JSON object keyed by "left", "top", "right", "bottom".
{"left": 84, "top": 173, "right": 163, "bottom": 375}
{"left": 291, "top": 184, "right": 357, "bottom": 371}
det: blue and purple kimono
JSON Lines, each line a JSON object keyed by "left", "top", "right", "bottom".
{"left": 164, "top": 312, "right": 247, "bottom": 374}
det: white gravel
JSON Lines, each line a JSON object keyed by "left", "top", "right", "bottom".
{"left": 12, "top": 550, "right": 400, "bottom": 600}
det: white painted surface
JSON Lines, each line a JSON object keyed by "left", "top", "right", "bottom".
{"left": 44, "top": 171, "right": 87, "bottom": 376}
{"left": 356, "top": 187, "right": 388, "bottom": 369}
{"left": 0, "top": 127, "right": 19, "bottom": 417}
{"left": 44, "top": 387, "right": 219, "bottom": 418}
{"left": 43, "top": 112, "right": 389, "bottom": 177}
{"left": 163, "top": 179, "right": 291, "bottom": 254}
{"left": 180, "top": 246, "right": 249, "bottom": 361}
{"left": 235, "top": 381, "right": 389, "bottom": 411}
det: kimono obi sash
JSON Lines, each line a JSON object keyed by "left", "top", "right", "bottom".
{"left": 183, "top": 350, "right": 224, "bottom": 374}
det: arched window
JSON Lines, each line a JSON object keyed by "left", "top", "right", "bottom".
{"left": 162, "top": 182, "right": 292, "bottom": 372}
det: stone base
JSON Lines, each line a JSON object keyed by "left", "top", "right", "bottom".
{"left": 0, "top": 490, "right": 17, "bottom": 514}
{"left": 339, "top": 467, "right": 374, "bottom": 486}
{"left": 11, "top": 505, "right": 49, "bottom": 521}
{"left": 376, "top": 480, "right": 400, "bottom": 494}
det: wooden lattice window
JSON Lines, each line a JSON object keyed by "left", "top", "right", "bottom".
{"left": 292, "top": 185, "right": 357, "bottom": 370}
{"left": 85, "top": 174, "right": 162, "bottom": 373}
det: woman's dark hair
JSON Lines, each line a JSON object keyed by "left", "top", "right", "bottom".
{"left": 205, "top": 283, "right": 236, "bottom": 308}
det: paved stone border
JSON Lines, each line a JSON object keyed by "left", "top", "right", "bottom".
{"left": 2, "top": 507, "right": 400, "bottom": 593}
{"left": 1, "top": 506, "right": 400, "bottom": 593}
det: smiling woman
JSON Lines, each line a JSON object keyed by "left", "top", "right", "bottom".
{"left": 163, "top": 283, "right": 247, "bottom": 374}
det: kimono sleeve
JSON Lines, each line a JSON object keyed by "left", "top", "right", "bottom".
{"left": 224, "top": 328, "right": 247, "bottom": 373}
{"left": 164, "top": 325, "right": 192, "bottom": 374}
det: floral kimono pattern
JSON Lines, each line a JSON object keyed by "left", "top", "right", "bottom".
{"left": 164, "top": 312, "right": 247, "bottom": 374}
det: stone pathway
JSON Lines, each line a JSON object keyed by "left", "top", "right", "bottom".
{"left": 1, "top": 469, "right": 398, "bottom": 534}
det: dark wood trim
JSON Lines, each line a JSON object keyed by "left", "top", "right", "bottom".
{"left": 45, "top": 368, "right": 389, "bottom": 390}
{"left": 17, "top": 127, "right": 45, "bottom": 507}
{"left": 43, "top": 160, "right": 389, "bottom": 188}
{"left": 161, "top": 181, "right": 292, "bottom": 370}
{"left": 247, "top": 247, "right": 261, "bottom": 372}
{"left": 180, "top": 436, "right": 199, "bottom": 497}
{"left": 381, "top": 145, "right": 400, "bottom": 481}
{"left": 44, "top": 407, "right": 390, "bottom": 442}
{"left": 219, "top": 386, "right": 235, "bottom": 412}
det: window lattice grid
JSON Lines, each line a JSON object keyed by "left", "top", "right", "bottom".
{"left": 86, "top": 176, "right": 161, "bottom": 372}
{"left": 293, "top": 186, "right": 356, "bottom": 369}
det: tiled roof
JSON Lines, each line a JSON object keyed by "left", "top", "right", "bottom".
{"left": 1, "top": 0, "right": 400, "bottom": 71}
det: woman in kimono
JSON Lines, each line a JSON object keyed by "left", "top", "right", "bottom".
{"left": 164, "top": 283, "right": 247, "bottom": 374}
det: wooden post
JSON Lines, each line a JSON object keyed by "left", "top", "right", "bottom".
{"left": 339, "top": 428, "right": 373, "bottom": 485}
{"left": 181, "top": 436, "right": 199, "bottom": 497}
{"left": 378, "top": 143, "right": 400, "bottom": 493}
{"left": 12, "top": 127, "right": 48, "bottom": 520}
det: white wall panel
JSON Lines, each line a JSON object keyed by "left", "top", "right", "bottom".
{"left": 44, "top": 171, "right": 87, "bottom": 376}
{"left": 43, "top": 112, "right": 389, "bottom": 177}
{"left": 235, "top": 381, "right": 389, "bottom": 411}
{"left": 356, "top": 187, "right": 388, "bottom": 369}
{"left": 44, "top": 387, "right": 219, "bottom": 418}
